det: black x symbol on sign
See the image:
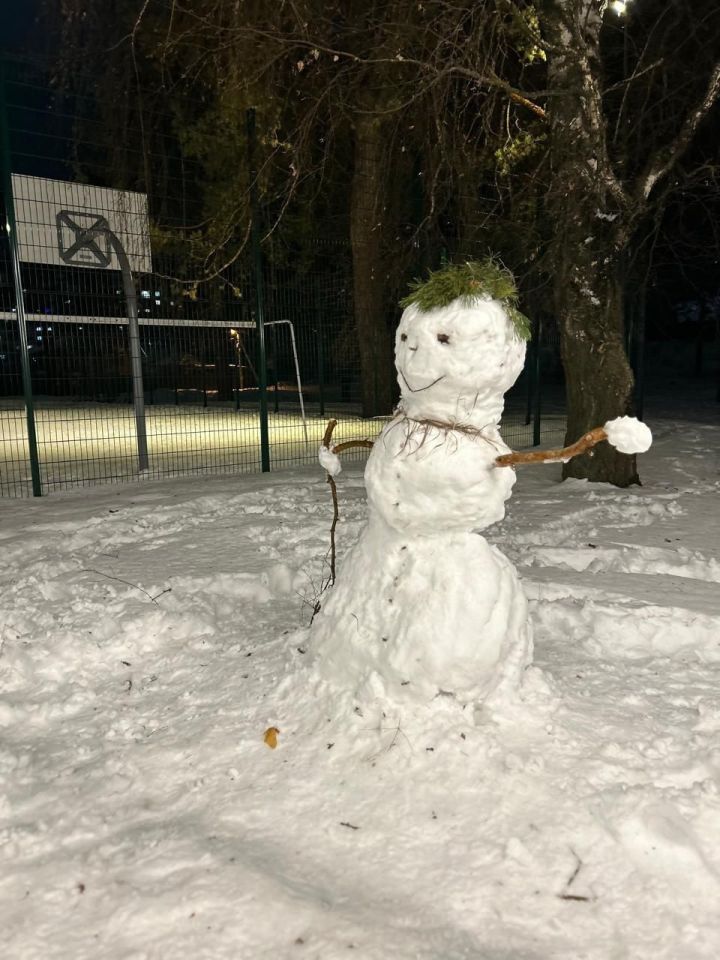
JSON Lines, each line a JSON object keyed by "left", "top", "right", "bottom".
{"left": 56, "top": 211, "right": 112, "bottom": 267}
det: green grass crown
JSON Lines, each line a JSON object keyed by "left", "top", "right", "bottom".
{"left": 399, "top": 259, "right": 531, "bottom": 341}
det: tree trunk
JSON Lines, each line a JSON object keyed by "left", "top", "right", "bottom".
{"left": 543, "top": 0, "right": 639, "bottom": 486}
{"left": 350, "top": 115, "right": 395, "bottom": 417}
{"left": 555, "top": 256, "right": 638, "bottom": 484}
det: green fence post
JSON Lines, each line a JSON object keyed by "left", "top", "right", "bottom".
{"left": 532, "top": 314, "right": 542, "bottom": 447}
{"left": 314, "top": 277, "right": 326, "bottom": 418}
{"left": 0, "top": 62, "right": 42, "bottom": 496}
{"left": 246, "top": 108, "right": 270, "bottom": 472}
{"left": 525, "top": 341, "right": 534, "bottom": 427}
{"left": 316, "top": 323, "right": 326, "bottom": 419}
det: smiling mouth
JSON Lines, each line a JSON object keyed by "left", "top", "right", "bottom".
{"left": 399, "top": 370, "right": 446, "bottom": 393}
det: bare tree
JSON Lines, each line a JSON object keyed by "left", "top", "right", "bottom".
{"left": 51, "top": 0, "right": 720, "bottom": 481}
{"left": 538, "top": 0, "right": 720, "bottom": 483}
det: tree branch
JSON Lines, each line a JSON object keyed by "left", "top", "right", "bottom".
{"left": 634, "top": 61, "right": 720, "bottom": 202}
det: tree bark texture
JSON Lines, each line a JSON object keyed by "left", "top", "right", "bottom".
{"left": 543, "top": 0, "right": 639, "bottom": 486}
{"left": 350, "top": 115, "right": 395, "bottom": 418}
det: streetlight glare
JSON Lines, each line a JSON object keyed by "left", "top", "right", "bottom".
{"left": 611, "top": 0, "right": 629, "bottom": 14}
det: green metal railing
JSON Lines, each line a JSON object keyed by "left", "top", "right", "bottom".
{"left": 0, "top": 58, "right": 565, "bottom": 497}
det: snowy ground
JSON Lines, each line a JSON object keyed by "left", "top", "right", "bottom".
{"left": 1, "top": 411, "right": 720, "bottom": 959}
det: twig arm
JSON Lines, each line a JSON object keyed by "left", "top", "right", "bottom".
{"left": 319, "top": 418, "right": 374, "bottom": 587}
{"left": 332, "top": 439, "right": 375, "bottom": 454}
{"left": 320, "top": 419, "right": 340, "bottom": 586}
{"left": 321, "top": 418, "right": 375, "bottom": 456}
{"left": 322, "top": 419, "right": 338, "bottom": 448}
{"left": 496, "top": 427, "right": 608, "bottom": 467}
{"left": 326, "top": 465, "right": 339, "bottom": 586}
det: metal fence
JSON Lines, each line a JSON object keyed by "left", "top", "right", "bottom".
{"left": 0, "top": 59, "right": 564, "bottom": 497}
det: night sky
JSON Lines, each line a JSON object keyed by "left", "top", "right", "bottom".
{"left": 3, "top": 2, "right": 38, "bottom": 54}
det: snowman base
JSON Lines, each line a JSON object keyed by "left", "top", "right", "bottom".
{"left": 310, "top": 517, "right": 533, "bottom": 710}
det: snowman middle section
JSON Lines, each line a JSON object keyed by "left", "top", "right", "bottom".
{"left": 310, "top": 418, "right": 533, "bottom": 706}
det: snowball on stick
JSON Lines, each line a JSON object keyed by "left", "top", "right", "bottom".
{"left": 318, "top": 445, "right": 342, "bottom": 477}
{"left": 496, "top": 416, "right": 652, "bottom": 467}
{"left": 603, "top": 416, "right": 652, "bottom": 454}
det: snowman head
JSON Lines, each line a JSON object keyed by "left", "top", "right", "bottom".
{"left": 395, "top": 260, "right": 529, "bottom": 427}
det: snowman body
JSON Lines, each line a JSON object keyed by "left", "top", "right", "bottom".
{"left": 311, "top": 296, "right": 533, "bottom": 707}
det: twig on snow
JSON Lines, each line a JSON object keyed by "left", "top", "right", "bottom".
{"left": 80, "top": 568, "right": 170, "bottom": 605}
{"left": 557, "top": 847, "right": 596, "bottom": 903}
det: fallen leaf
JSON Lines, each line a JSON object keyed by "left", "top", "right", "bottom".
{"left": 264, "top": 726, "right": 280, "bottom": 749}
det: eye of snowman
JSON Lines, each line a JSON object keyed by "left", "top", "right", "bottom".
{"left": 436, "top": 333, "right": 450, "bottom": 344}
{"left": 400, "top": 333, "right": 408, "bottom": 341}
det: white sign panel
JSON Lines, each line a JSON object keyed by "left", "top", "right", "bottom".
{"left": 11, "top": 174, "right": 152, "bottom": 273}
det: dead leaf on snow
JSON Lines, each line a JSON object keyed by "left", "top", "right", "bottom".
{"left": 264, "top": 726, "right": 280, "bottom": 749}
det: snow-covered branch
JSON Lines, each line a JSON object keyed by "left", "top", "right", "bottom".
{"left": 634, "top": 61, "right": 720, "bottom": 202}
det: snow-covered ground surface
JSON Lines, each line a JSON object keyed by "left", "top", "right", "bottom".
{"left": 1, "top": 411, "right": 720, "bottom": 959}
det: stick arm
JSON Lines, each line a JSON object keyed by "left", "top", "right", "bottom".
{"left": 321, "top": 418, "right": 375, "bottom": 455}
{"left": 495, "top": 427, "right": 608, "bottom": 467}
{"left": 318, "top": 419, "right": 375, "bottom": 588}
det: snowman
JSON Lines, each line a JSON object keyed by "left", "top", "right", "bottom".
{"left": 311, "top": 260, "right": 651, "bottom": 712}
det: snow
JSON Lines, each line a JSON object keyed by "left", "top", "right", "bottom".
{"left": 605, "top": 415, "right": 653, "bottom": 454}
{"left": 309, "top": 517, "right": 533, "bottom": 707}
{"left": 393, "top": 299, "right": 526, "bottom": 428}
{"left": 318, "top": 444, "right": 342, "bottom": 477}
{"left": 364, "top": 417, "right": 517, "bottom": 535}
{"left": 312, "top": 296, "right": 531, "bottom": 710}
{"left": 1, "top": 415, "right": 720, "bottom": 958}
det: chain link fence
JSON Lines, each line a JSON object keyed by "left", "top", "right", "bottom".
{"left": 0, "top": 58, "right": 565, "bottom": 497}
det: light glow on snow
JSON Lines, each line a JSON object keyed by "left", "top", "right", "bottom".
{"left": 0, "top": 404, "right": 384, "bottom": 492}
{"left": 0, "top": 399, "right": 562, "bottom": 494}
